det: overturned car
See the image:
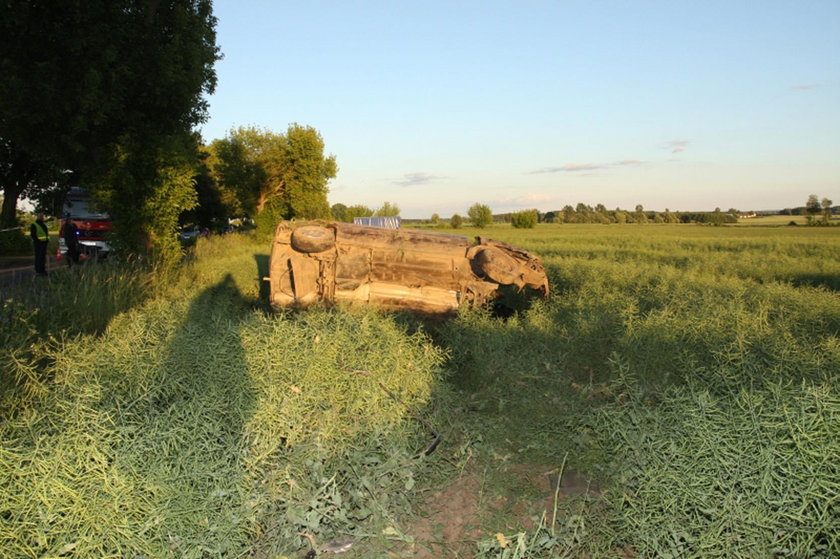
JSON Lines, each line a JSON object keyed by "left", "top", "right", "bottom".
{"left": 267, "top": 221, "right": 549, "bottom": 314}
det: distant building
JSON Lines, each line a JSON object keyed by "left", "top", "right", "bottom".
{"left": 353, "top": 216, "right": 401, "bottom": 229}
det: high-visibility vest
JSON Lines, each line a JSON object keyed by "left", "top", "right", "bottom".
{"left": 33, "top": 222, "right": 48, "bottom": 242}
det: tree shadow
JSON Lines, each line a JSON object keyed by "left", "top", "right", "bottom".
{"left": 113, "top": 274, "right": 257, "bottom": 554}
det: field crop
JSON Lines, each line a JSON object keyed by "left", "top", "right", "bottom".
{"left": 1, "top": 224, "right": 838, "bottom": 557}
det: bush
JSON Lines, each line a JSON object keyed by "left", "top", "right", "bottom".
{"left": 468, "top": 203, "right": 493, "bottom": 228}
{"left": 450, "top": 213, "right": 463, "bottom": 229}
{"left": 511, "top": 209, "right": 538, "bottom": 229}
{"left": 0, "top": 229, "right": 31, "bottom": 256}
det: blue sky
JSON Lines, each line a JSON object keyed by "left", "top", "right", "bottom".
{"left": 200, "top": 0, "right": 840, "bottom": 218}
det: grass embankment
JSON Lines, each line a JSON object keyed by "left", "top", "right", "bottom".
{"left": 2, "top": 225, "right": 838, "bottom": 557}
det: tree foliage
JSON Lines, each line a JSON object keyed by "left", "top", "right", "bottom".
{"left": 338, "top": 205, "right": 374, "bottom": 223}
{"left": 374, "top": 201, "right": 400, "bottom": 216}
{"left": 0, "top": 0, "right": 220, "bottom": 260}
{"left": 0, "top": 140, "right": 65, "bottom": 227}
{"left": 511, "top": 209, "right": 539, "bottom": 229}
{"left": 450, "top": 213, "right": 464, "bottom": 229}
{"left": 467, "top": 203, "right": 493, "bottom": 228}
{"left": 208, "top": 125, "right": 337, "bottom": 230}
{"left": 820, "top": 197, "right": 833, "bottom": 225}
{"left": 330, "top": 203, "right": 348, "bottom": 222}
{"left": 805, "top": 194, "right": 821, "bottom": 224}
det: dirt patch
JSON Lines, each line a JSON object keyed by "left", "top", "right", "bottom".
{"left": 408, "top": 472, "right": 484, "bottom": 558}
{"left": 406, "top": 462, "right": 601, "bottom": 556}
{"left": 501, "top": 462, "right": 601, "bottom": 533}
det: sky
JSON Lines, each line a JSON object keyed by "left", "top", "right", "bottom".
{"left": 200, "top": 0, "right": 840, "bottom": 219}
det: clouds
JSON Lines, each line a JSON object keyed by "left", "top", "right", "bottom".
{"left": 792, "top": 82, "right": 828, "bottom": 90}
{"left": 393, "top": 172, "right": 446, "bottom": 186}
{"left": 530, "top": 163, "right": 606, "bottom": 174}
{"left": 530, "top": 140, "right": 690, "bottom": 176}
{"left": 495, "top": 192, "right": 564, "bottom": 208}
{"left": 664, "top": 139, "right": 691, "bottom": 154}
{"left": 529, "top": 159, "right": 646, "bottom": 175}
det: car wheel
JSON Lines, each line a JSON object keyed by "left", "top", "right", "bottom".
{"left": 291, "top": 226, "right": 336, "bottom": 253}
{"left": 474, "top": 247, "right": 521, "bottom": 285}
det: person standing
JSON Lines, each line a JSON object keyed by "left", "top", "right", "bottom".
{"left": 30, "top": 213, "right": 49, "bottom": 276}
{"left": 61, "top": 215, "right": 81, "bottom": 266}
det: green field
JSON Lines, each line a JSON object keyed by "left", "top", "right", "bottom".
{"left": 2, "top": 224, "right": 838, "bottom": 558}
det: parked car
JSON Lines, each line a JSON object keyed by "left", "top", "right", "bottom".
{"left": 267, "top": 220, "right": 549, "bottom": 314}
{"left": 179, "top": 226, "right": 201, "bottom": 242}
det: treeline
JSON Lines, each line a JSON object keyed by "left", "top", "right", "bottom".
{"left": 328, "top": 201, "right": 400, "bottom": 222}
{"left": 498, "top": 205, "right": 741, "bottom": 225}
{"left": 786, "top": 194, "right": 836, "bottom": 225}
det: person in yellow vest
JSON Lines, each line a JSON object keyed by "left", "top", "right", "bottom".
{"left": 29, "top": 213, "right": 49, "bottom": 276}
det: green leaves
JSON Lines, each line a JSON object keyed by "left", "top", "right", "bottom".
{"left": 0, "top": 0, "right": 220, "bottom": 257}
{"left": 208, "top": 124, "right": 337, "bottom": 224}
{"left": 468, "top": 203, "right": 493, "bottom": 228}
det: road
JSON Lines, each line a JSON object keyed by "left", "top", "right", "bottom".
{"left": 0, "top": 255, "right": 62, "bottom": 290}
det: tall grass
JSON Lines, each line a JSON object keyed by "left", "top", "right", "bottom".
{"left": 437, "top": 224, "right": 839, "bottom": 557}
{"left": 1, "top": 224, "right": 838, "bottom": 557}
{"left": 1, "top": 259, "right": 164, "bottom": 405}
{"left": 1, "top": 234, "right": 449, "bottom": 557}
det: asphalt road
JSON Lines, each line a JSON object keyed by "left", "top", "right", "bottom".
{"left": 0, "top": 255, "right": 62, "bottom": 290}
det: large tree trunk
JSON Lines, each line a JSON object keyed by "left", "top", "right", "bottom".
{"left": 1, "top": 183, "right": 24, "bottom": 229}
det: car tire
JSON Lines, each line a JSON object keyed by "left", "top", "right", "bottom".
{"left": 291, "top": 226, "right": 335, "bottom": 253}
{"left": 474, "top": 247, "right": 520, "bottom": 285}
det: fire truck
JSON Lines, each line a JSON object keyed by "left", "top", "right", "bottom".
{"left": 58, "top": 187, "right": 114, "bottom": 259}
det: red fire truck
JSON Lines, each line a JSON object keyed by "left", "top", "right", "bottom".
{"left": 58, "top": 187, "right": 113, "bottom": 259}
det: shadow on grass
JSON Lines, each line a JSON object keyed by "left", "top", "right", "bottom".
{"left": 113, "top": 274, "right": 257, "bottom": 555}
{"left": 791, "top": 273, "right": 840, "bottom": 292}
{"left": 1, "top": 259, "right": 160, "bottom": 409}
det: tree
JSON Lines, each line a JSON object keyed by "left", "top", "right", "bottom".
{"left": 331, "top": 203, "right": 348, "bottom": 222}
{"left": 179, "top": 147, "right": 229, "bottom": 230}
{"left": 634, "top": 204, "right": 648, "bottom": 223}
{"left": 615, "top": 208, "right": 628, "bottom": 224}
{"left": 210, "top": 124, "right": 337, "bottom": 227}
{"left": 0, "top": 0, "right": 220, "bottom": 259}
{"left": 821, "top": 197, "right": 833, "bottom": 225}
{"left": 468, "top": 203, "right": 493, "bottom": 228}
{"left": 511, "top": 209, "right": 538, "bottom": 229}
{"left": 430, "top": 213, "right": 440, "bottom": 225}
{"left": 805, "top": 194, "right": 821, "bottom": 224}
{"left": 343, "top": 205, "right": 374, "bottom": 222}
{"left": 710, "top": 207, "right": 725, "bottom": 227}
{"left": 374, "top": 201, "right": 400, "bottom": 216}
{"left": 0, "top": 139, "right": 65, "bottom": 227}
{"left": 279, "top": 124, "right": 337, "bottom": 220}
{"left": 450, "top": 213, "right": 464, "bottom": 229}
